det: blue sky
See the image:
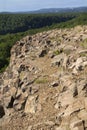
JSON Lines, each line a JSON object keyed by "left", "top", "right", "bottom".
{"left": 0, "top": 0, "right": 87, "bottom": 12}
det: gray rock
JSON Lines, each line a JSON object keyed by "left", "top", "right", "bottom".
{"left": 70, "top": 57, "right": 87, "bottom": 74}
{"left": 24, "top": 95, "right": 39, "bottom": 114}
{"left": 51, "top": 53, "right": 64, "bottom": 67}
{"left": 50, "top": 81, "right": 59, "bottom": 87}
{"left": 38, "top": 48, "right": 48, "bottom": 57}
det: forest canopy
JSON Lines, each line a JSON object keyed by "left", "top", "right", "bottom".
{"left": 0, "top": 13, "right": 76, "bottom": 34}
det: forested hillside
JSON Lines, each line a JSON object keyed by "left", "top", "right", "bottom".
{"left": 0, "top": 13, "right": 87, "bottom": 72}
{"left": 0, "top": 13, "right": 76, "bottom": 34}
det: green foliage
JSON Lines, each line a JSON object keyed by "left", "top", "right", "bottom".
{"left": 80, "top": 38, "right": 87, "bottom": 49}
{"left": 35, "top": 78, "right": 48, "bottom": 84}
{"left": 80, "top": 53, "right": 87, "bottom": 57}
{"left": 0, "top": 13, "right": 76, "bottom": 34}
{"left": 0, "top": 13, "right": 87, "bottom": 35}
{"left": 53, "top": 50, "right": 60, "bottom": 55}
{"left": 0, "top": 33, "right": 27, "bottom": 72}
{"left": 49, "top": 13, "right": 87, "bottom": 29}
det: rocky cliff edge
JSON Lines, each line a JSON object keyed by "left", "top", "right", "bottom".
{"left": 0, "top": 26, "right": 87, "bottom": 130}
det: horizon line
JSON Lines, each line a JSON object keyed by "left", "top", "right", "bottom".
{"left": 0, "top": 6, "right": 87, "bottom": 13}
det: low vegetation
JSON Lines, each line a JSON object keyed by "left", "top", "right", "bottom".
{"left": 35, "top": 78, "right": 48, "bottom": 84}
{"left": 80, "top": 39, "right": 87, "bottom": 49}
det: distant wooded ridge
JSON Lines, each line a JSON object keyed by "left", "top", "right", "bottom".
{"left": 0, "top": 6, "right": 87, "bottom": 14}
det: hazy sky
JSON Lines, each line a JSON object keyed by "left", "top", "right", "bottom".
{"left": 0, "top": 0, "right": 87, "bottom": 12}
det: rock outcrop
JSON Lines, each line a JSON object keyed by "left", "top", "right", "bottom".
{"left": 0, "top": 26, "right": 87, "bottom": 130}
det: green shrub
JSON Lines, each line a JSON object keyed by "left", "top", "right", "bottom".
{"left": 80, "top": 39, "right": 87, "bottom": 49}
{"left": 53, "top": 50, "right": 60, "bottom": 55}
{"left": 35, "top": 78, "right": 48, "bottom": 84}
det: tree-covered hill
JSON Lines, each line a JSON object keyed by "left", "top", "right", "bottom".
{"left": 0, "top": 13, "right": 76, "bottom": 34}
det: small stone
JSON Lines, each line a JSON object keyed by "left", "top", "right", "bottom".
{"left": 39, "top": 49, "right": 48, "bottom": 57}
{"left": 50, "top": 81, "right": 59, "bottom": 87}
